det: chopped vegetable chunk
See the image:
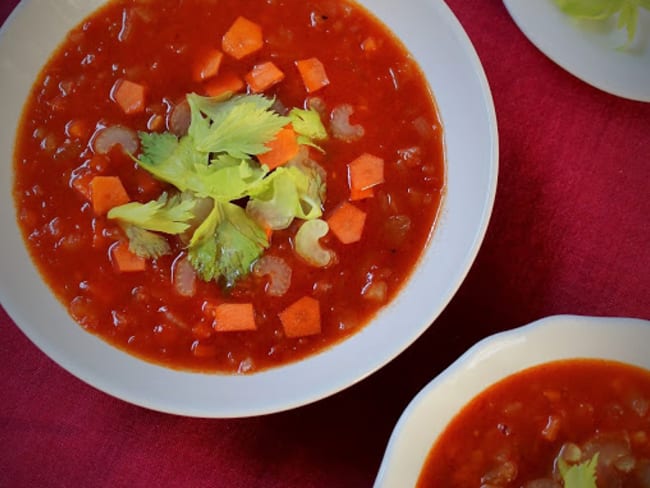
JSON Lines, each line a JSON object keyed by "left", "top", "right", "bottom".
{"left": 110, "top": 241, "right": 146, "bottom": 272}
{"left": 193, "top": 49, "right": 224, "bottom": 82}
{"left": 327, "top": 201, "right": 367, "bottom": 244}
{"left": 295, "top": 57, "right": 330, "bottom": 93}
{"left": 111, "top": 79, "right": 146, "bottom": 115}
{"left": 89, "top": 175, "right": 130, "bottom": 215}
{"left": 222, "top": 16, "right": 264, "bottom": 60}
{"left": 204, "top": 72, "right": 245, "bottom": 98}
{"left": 257, "top": 126, "right": 300, "bottom": 170}
{"left": 245, "top": 61, "right": 285, "bottom": 93}
{"left": 278, "top": 296, "right": 321, "bottom": 338}
{"left": 213, "top": 303, "right": 257, "bottom": 331}
{"left": 348, "top": 153, "right": 384, "bottom": 192}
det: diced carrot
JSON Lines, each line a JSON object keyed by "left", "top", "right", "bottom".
{"left": 110, "top": 241, "right": 146, "bottom": 272}
{"left": 349, "top": 185, "right": 374, "bottom": 201}
{"left": 327, "top": 201, "right": 367, "bottom": 244}
{"left": 245, "top": 61, "right": 285, "bottom": 93}
{"left": 89, "top": 175, "right": 130, "bottom": 215}
{"left": 222, "top": 16, "right": 264, "bottom": 60}
{"left": 204, "top": 72, "right": 245, "bottom": 98}
{"left": 295, "top": 57, "right": 330, "bottom": 93}
{"left": 111, "top": 79, "right": 147, "bottom": 115}
{"left": 348, "top": 153, "right": 384, "bottom": 192}
{"left": 193, "top": 49, "right": 224, "bottom": 82}
{"left": 278, "top": 296, "right": 321, "bottom": 338}
{"left": 213, "top": 303, "right": 257, "bottom": 332}
{"left": 257, "top": 126, "right": 299, "bottom": 170}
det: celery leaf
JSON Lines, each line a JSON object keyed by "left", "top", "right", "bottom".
{"left": 559, "top": 453, "right": 599, "bottom": 488}
{"left": 107, "top": 192, "right": 197, "bottom": 234}
{"left": 289, "top": 107, "right": 328, "bottom": 150}
{"left": 188, "top": 202, "right": 268, "bottom": 287}
{"left": 123, "top": 225, "right": 171, "bottom": 259}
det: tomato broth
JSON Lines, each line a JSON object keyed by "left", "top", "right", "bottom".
{"left": 418, "top": 359, "right": 650, "bottom": 488}
{"left": 13, "top": 0, "right": 444, "bottom": 373}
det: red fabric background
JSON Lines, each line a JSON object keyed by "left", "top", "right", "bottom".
{"left": 1, "top": 1, "right": 648, "bottom": 486}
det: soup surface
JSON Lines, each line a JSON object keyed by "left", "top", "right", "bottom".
{"left": 418, "top": 359, "right": 650, "bottom": 488}
{"left": 13, "top": 0, "right": 444, "bottom": 373}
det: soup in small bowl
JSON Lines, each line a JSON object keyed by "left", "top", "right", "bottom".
{"left": 375, "top": 315, "right": 650, "bottom": 487}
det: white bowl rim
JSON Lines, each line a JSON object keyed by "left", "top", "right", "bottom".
{"left": 0, "top": 0, "right": 498, "bottom": 417}
{"left": 374, "top": 314, "right": 650, "bottom": 487}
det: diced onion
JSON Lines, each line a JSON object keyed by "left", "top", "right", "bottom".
{"left": 330, "top": 104, "right": 364, "bottom": 142}
{"left": 92, "top": 125, "right": 139, "bottom": 155}
{"left": 295, "top": 219, "right": 335, "bottom": 267}
{"left": 253, "top": 255, "right": 292, "bottom": 297}
{"left": 172, "top": 254, "right": 197, "bottom": 297}
{"left": 167, "top": 99, "right": 191, "bottom": 136}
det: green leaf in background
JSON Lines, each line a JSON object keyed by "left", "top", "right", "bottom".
{"left": 553, "top": 0, "right": 649, "bottom": 46}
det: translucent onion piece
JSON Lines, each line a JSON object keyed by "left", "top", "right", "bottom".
{"left": 172, "top": 254, "right": 197, "bottom": 297}
{"left": 167, "top": 99, "right": 191, "bottom": 137}
{"left": 330, "top": 104, "right": 364, "bottom": 142}
{"left": 295, "top": 219, "right": 335, "bottom": 267}
{"left": 92, "top": 125, "right": 139, "bottom": 155}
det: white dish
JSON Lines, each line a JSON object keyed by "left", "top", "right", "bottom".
{"left": 374, "top": 314, "right": 650, "bottom": 487}
{"left": 0, "top": 0, "right": 497, "bottom": 417}
{"left": 504, "top": 0, "right": 650, "bottom": 102}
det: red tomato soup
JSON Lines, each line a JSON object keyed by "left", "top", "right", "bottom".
{"left": 13, "top": 0, "right": 444, "bottom": 372}
{"left": 418, "top": 359, "right": 650, "bottom": 488}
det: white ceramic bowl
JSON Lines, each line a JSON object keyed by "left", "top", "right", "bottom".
{"left": 374, "top": 315, "right": 650, "bottom": 487}
{"left": 0, "top": 0, "right": 497, "bottom": 417}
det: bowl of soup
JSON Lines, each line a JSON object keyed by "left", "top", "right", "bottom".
{"left": 375, "top": 315, "right": 650, "bottom": 487}
{"left": 0, "top": 0, "right": 497, "bottom": 417}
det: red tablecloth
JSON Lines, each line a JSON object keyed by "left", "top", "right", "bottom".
{"left": 1, "top": 1, "right": 648, "bottom": 486}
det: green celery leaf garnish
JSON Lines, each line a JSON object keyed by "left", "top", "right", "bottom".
{"left": 108, "top": 92, "right": 327, "bottom": 287}
{"left": 139, "top": 132, "right": 180, "bottom": 165}
{"left": 107, "top": 192, "right": 197, "bottom": 234}
{"left": 188, "top": 93, "right": 288, "bottom": 158}
{"left": 135, "top": 135, "right": 210, "bottom": 194}
{"left": 559, "top": 453, "right": 599, "bottom": 488}
{"left": 246, "top": 166, "right": 324, "bottom": 230}
{"left": 554, "top": 0, "right": 623, "bottom": 19}
{"left": 289, "top": 107, "right": 328, "bottom": 150}
{"left": 123, "top": 225, "right": 171, "bottom": 259}
{"left": 188, "top": 202, "right": 268, "bottom": 288}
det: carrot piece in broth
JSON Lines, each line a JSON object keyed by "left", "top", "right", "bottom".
{"left": 279, "top": 296, "right": 321, "bottom": 338}
{"left": 222, "top": 16, "right": 264, "bottom": 60}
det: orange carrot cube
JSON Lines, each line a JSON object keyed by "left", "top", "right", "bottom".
{"left": 245, "top": 61, "right": 285, "bottom": 93}
{"left": 89, "top": 175, "right": 130, "bottom": 215}
{"left": 213, "top": 303, "right": 257, "bottom": 332}
{"left": 222, "top": 16, "right": 264, "bottom": 60}
{"left": 295, "top": 57, "right": 330, "bottom": 93}
{"left": 348, "top": 153, "right": 384, "bottom": 192}
{"left": 257, "top": 126, "right": 299, "bottom": 170}
{"left": 111, "top": 79, "right": 146, "bottom": 115}
{"left": 193, "top": 49, "right": 224, "bottom": 82}
{"left": 110, "top": 241, "right": 146, "bottom": 272}
{"left": 327, "top": 201, "right": 367, "bottom": 244}
{"left": 278, "top": 296, "right": 321, "bottom": 338}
